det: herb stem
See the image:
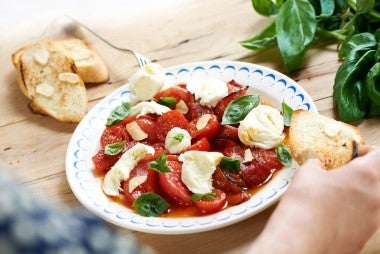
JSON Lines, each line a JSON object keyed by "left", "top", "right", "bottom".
{"left": 346, "top": 0, "right": 380, "bottom": 19}
{"left": 317, "top": 28, "right": 346, "bottom": 42}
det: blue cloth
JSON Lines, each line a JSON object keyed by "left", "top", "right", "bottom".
{"left": 0, "top": 172, "right": 152, "bottom": 254}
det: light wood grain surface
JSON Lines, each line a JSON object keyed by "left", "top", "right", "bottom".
{"left": 1, "top": 1, "right": 380, "bottom": 253}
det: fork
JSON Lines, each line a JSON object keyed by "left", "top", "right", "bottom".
{"left": 65, "top": 15, "right": 151, "bottom": 68}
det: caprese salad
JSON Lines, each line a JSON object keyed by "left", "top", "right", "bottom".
{"left": 92, "top": 63, "right": 293, "bottom": 217}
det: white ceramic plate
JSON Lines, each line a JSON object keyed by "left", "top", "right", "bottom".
{"left": 65, "top": 60, "right": 318, "bottom": 234}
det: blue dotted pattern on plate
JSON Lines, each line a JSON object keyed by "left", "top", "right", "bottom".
{"left": 66, "top": 61, "right": 316, "bottom": 234}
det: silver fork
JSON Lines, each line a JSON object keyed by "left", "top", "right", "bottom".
{"left": 65, "top": 15, "right": 151, "bottom": 68}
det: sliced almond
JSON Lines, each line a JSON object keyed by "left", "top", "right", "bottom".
{"left": 75, "top": 58, "right": 96, "bottom": 67}
{"left": 36, "top": 83, "right": 54, "bottom": 97}
{"left": 128, "top": 175, "right": 148, "bottom": 193}
{"left": 243, "top": 148, "right": 254, "bottom": 163}
{"left": 175, "top": 100, "right": 189, "bottom": 114}
{"left": 69, "top": 48, "right": 92, "bottom": 61}
{"left": 58, "top": 73, "right": 80, "bottom": 84}
{"left": 196, "top": 114, "right": 211, "bottom": 130}
{"left": 33, "top": 49, "right": 50, "bottom": 65}
{"left": 126, "top": 121, "right": 148, "bottom": 141}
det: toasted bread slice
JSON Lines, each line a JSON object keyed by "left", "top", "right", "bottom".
{"left": 56, "top": 39, "right": 109, "bottom": 84}
{"left": 287, "top": 110, "right": 364, "bottom": 170}
{"left": 12, "top": 41, "right": 87, "bottom": 123}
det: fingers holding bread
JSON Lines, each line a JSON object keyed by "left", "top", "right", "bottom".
{"left": 286, "top": 110, "right": 364, "bottom": 170}
{"left": 12, "top": 39, "right": 109, "bottom": 123}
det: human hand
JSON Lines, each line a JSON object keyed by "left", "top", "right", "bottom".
{"left": 249, "top": 145, "right": 380, "bottom": 254}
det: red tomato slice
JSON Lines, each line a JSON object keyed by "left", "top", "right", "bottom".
{"left": 251, "top": 148, "right": 283, "bottom": 171}
{"left": 216, "top": 125, "right": 239, "bottom": 141}
{"left": 212, "top": 167, "right": 243, "bottom": 193}
{"left": 226, "top": 80, "right": 244, "bottom": 93}
{"left": 187, "top": 96, "right": 213, "bottom": 121}
{"left": 156, "top": 110, "right": 190, "bottom": 142}
{"left": 214, "top": 86, "right": 248, "bottom": 121}
{"left": 159, "top": 160, "right": 192, "bottom": 206}
{"left": 186, "top": 137, "right": 211, "bottom": 152}
{"left": 133, "top": 117, "right": 158, "bottom": 143}
{"left": 193, "top": 189, "right": 227, "bottom": 215}
{"left": 210, "top": 139, "right": 238, "bottom": 153}
{"left": 100, "top": 125, "right": 129, "bottom": 148}
{"left": 92, "top": 150, "right": 121, "bottom": 175}
{"left": 241, "top": 162, "right": 274, "bottom": 188}
{"left": 155, "top": 85, "right": 192, "bottom": 105}
{"left": 224, "top": 145, "right": 245, "bottom": 161}
{"left": 122, "top": 160, "right": 161, "bottom": 206}
{"left": 226, "top": 191, "right": 250, "bottom": 206}
{"left": 189, "top": 114, "right": 220, "bottom": 140}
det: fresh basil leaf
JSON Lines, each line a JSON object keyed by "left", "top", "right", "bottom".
{"left": 219, "top": 156, "right": 241, "bottom": 173}
{"left": 133, "top": 193, "right": 169, "bottom": 217}
{"left": 190, "top": 192, "right": 217, "bottom": 201}
{"left": 320, "top": 0, "right": 335, "bottom": 17}
{"left": 338, "top": 32, "right": 377, "bottom": 60}
{"left": 357, "top": 0, "right": 375, "bottom": 14}
{"left": 334, "top": 0, "right": 348, "bottom": 13}
{"left": 282, "top": 101, "right": 294, "bottom": 126}
{"left": 276, "top": 0, "right": 317, "bottom": 72}
{"left": 157, "top": 97, "right": 176, "bottom": 109}
{"left": 104, "top": 141, "right": 126, "bottom": 156}
{"left": 221, "top": 94, "right": 260, "bottom": 125}
{"left": 240, "top": 22, "right": 278, "bottom": 50}
{"left": 106, "top": 102, "right": 131, "bottom": 127}
{"left": 173, "top": 133, "right": 184, "bottom": 142}
{"left": 251, "top": 0, "right": 278, "bottom": 16}
{"left": 275, "top": 144, "right": 292, "bottom": 167}
{"left": 333, "top": 50, "right": 376, "bottom": 122}
{"left": 149, "top": 154, "right": 171, "bottom": 173}
{"left": 365, "top": 62, "right": 380, "bottom": 116}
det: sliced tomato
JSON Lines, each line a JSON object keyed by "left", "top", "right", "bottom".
{"left": 92, "top": 150, "right": 121, "bottom": 175}
{"left": 188, "top": 114, "right": 220, "bottom": 140}
{"left": 216, "top": 125, "right": 239, "bottom": 141}
{"left": 187, "top": 96, "right": 213, "bottom": 121}
{"left": 226, "top": 80, "right": 244, "bottom": 93}
{"left": 226, "top": 191, "right": 250, "bottom": 206}
{"left": 159, "top": 160, "right": 192, "bottom": 206}
{"left": 210, "top": 139, "right": 238, "bottom": 153}
{"left": 214, "top": 86, "right": 248, "bottom": 121}
{"left": 155, "top": 85, "right": 192, "bottom": 105}
{"left": 186, "top": 137, "right": 211, "bottom": 152}
{"left": 100, "top": 125, "right": 129, "bottom": 148}
{"left": 122, "top": 160, "right": 161, "bottom": 206}
{"left": 156, "top": 110, "right": 190, "bottom": 142}
{"left": 251, "top": 148, "right": 283, "bottom": 171}
{"left": 133, "top": 117, "right": 158, "bottom": 143}
{"left": 241, "top": 162, "right": 274, "bottom": 188}
{"left": 212, "top": 167, "right": 243, "bottom": 193}
{"left": 193, "top": 189, "right": 227, "bottom": 215}
{"left": 224, "top": 145, "right": 245, "bottom": 161}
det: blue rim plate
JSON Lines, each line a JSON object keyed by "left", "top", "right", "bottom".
{"left": 65, "top": 60, "right": 317, "bottom": 234}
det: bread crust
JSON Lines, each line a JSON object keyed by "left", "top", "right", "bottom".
{"left": 286, "top": 110, "right": 364, "bottom": 170}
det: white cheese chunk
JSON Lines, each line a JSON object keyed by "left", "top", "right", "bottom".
{"left": 130, "top": 101, "right": 171, "bottom": 117}
{"left": 165, "top": 127, "right": 191, "bottom": 154}
{"left": 179, "top": 151, "right": 223, "bottom": 194}
{"left": 186, "top": 79, "right": 228, "bottom": 107}
{"left": 128, "top": 63, "right": 165, "bottom": 101}
{"left": 102, "top": 143, "right": 155, "bottom": 196}
{"left": 238, "top": 105, "right": 285, "bottom": 149}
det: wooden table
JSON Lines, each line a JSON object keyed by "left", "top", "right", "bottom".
{"left": 1, "top": 1, "right": 380, "bottom": 253}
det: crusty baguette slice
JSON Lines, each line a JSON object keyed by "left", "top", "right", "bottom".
{"left": 12, "top": 41, "right": 87, "bottom": 123}
{"left": 56, "top": 39, "right": 109, "bottom": 84}
{"left": 287, "top": 110, "right": 364, "bottom": 170}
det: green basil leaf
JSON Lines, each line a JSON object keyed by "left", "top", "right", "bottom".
{"left": 338, "top": 32, "right": 377, "bottom": 60}
{"left": 275, "top": 144, "right": 292, "bottom": 167}
{"left": 357, "top": 0, "right": 375, "bottom": 14}
{"left": 190, "top": 192, "right": 217, "bottom": 201}
{"left": 149, "top": 154, "right": 171, "bottom": 174}
{"left": 104, "top": 141, "right": 126, "bottom": 156}
{"left": 365, "top": 62, "right": 380, "bottom": 114}
{"left": 219, "top": 157, "right": 241, "bottom": 173}
{"left": 133, "top": 193, "right": 169, "bottom": 217}
{"left": 221, "top": 94, "right": 260, "bottom": 125}
{"left": 276, "top": 0, "right": 317, "bottom": 72}
{"left": 240, "top": 22, "right": 278, "bottom": 50}
{"left": 157, "top": 97, "right": 176, "bottom": 109}
{"left": 333, "top": 50, "right": 376, "bottom": 122}
{"left": 106, "top": 102, "right": 131, "bottom": 127}
{"left": 251, "top": 0, "right": 278, "bottom": 16}
{"left": 320, "top": 0, "right": 335, "bottom": 17}
{"left": 173, "top": 133, "right": 184, "bottom": 142}
{"left": 334, "top": 0, "right": 348, "bottom": 13}
{"left": 282, "top": 101, "right": 294, "bottom": 126}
